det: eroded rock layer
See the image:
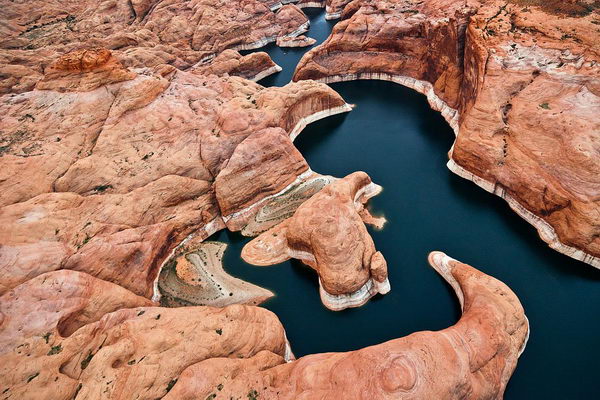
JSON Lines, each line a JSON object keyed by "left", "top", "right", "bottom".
{"left": 164, "top": 252, "right": 529, "bottom": 399}
{"left": 158, "top": 240, "right": 274, "bottom": 307}
{"left": 0, "top": 49, "right": 351, "bottom": 299}
{"left": 190, "top": 49, "right": 282, "bottom": 82}
{"left": 242, "top": 172, "right": 389, "bottom": 310}
{"left": 276, "top": 35, "right": 317, "bottom": 47}
{"left": 294, "top": 0, "right": 600, "bottom": 268}
{"left": 0, "top": 270, "right": 290, "bottom": 400}
{"left": 0, "top": 0, "right": 311, "bottom": 94}
{"left": 0, "top": 251, "right": 528, "bottom": 399}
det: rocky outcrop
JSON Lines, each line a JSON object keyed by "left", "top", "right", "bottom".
{"left": 242, "top": 172, "right": 389, "bottom": 310}
{"left": 158, "top": 240, "right": 274, "bottom": 307}
{"left": 0, "top": 0, "right": 311, "bottom": 94}
{"left": 0, "top": 270, "right": 290, "bottom": 400}
{"left": 0, "top": 49, "right": 351, "bottom": 300}
{"left": 190, "top": 49, "right": 282, "bottom": 82}
{"left": 35, "top": 49, "right": 137, "bottom": 92}
{"left": 294, "top": 0, "right": 600, "bottom": 269}
{"left": 0, "top": 251, "right": 527, "bottom": 400}
{"left": 164, "top": 252, "right": 529, "bottom": 399}
{"left": 276, "top": 35, "right": 317, "bottom": 47}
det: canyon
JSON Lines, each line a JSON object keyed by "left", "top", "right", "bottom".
{"left": 0, "top": 0, "right": 598, "bottom": 398}
{"left": 294, "top": 0, "right": 600, "bottom": 268}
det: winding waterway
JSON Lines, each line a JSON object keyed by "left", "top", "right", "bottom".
{"left": 210, "top": 8, "right": 600, "bottom": 399}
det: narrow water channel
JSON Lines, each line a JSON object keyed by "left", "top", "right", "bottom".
{"left": 212, "top": 8, "right": 600, "bottom": 399}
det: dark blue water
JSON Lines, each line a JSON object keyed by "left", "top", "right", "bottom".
{"left": 225, "top": 9, "right": 600, "bottom": 399}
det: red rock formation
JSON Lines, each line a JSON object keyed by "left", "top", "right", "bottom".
{"left": 35, "top": 49, "right": 137, "bottom": 92}
{"left": 294, "top": 0, "right": 600, "bottom": 268}
{"left": 276, "top": 35, "right": 317, "bottom": 47}
{"left": 164, "top": 252, "right": 529, "bottom": 399}
{"left": 0, "top": 0, "right": 310, "bottom": 94}
{"left": 0, "top": 251, "right": 527, "bottom": 399}
{"left": 190, "top": 49, "right": 282, "bottom": 81}
{"left": 0, "top": 270, "right": 290, "bottom": 399}
{"left": 242, "top": 172, "right": 389, "bottom": 310}
{"left": 0, "top": 49, "right": 351, "bottom": 300}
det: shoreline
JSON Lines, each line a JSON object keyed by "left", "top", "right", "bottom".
{"left": 303, "top": 72, "right": 599, "bottom": 269}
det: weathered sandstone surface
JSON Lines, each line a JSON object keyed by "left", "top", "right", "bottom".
{"left": 164, "top": 252, "right": 529, "bottom": 399}
{"left": 0, "top": 49, "right": 351, "bottom": 299}
{"left": 0, "top": 252, "right": 527, "bottom": 399}
{"left": 0, "top": 0, "right": 311, "bottom": 94}
{"left": 190, "top": 49, "right": 282, "bottom": 82}
{"left": 276, "top": 35, "right": 317, "bottom": 47}
{"left": 294, "top": 0, "right": 600, "bottom": 268}
{"left": 0, "top": 1, "right": 534, "bottom": 397}
{"left": 0, "top": 270, "right": 290, "bottom": 399}
{"left": 158, "top": 240, "right": 274, "bottom": 307}
{"left": 242, "top": 172, "right": 389, "bottom": 310}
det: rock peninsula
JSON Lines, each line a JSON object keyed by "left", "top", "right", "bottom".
{"left": 242, "top": 172, "right": 389, "bottom": 310}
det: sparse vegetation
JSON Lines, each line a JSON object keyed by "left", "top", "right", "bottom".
{"left": 47, "top": 344, "right": 62, "bottom": 355}
{"left": 166, "top": 379, "right": 177, "bottom": 393}
{"left": 26, "top": 373, "right": 39, "bottom": 383}
{"left": 92, "top": 184, "right": 113, "bottom": 193}
{"left": 81, "top": 352, "right": 94, "bottom": 370}
{"left": 508, "top": 0, "right": 600, "bottom": 17}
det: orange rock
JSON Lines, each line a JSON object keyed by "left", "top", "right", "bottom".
{"left": 215, "top": 127, "right": 310, "bottom": 228}
{"left": 0, "top": 53, "right": 349, "bottom": 300}
{"left": 276, "top": 35, "right": 317, "bottom": 47}
{"left": 165, "top": 252, "right": 529, "bottom": 399}
{"left": 36, "top": 49, "right": 136, "bottom": 92}
{"left": 191, "top": 49, "right": 282, "bottom": 81}
{"left": 0, "top": 0, "right": 311, "bottom": 94}
{"left": 294, "top": 0, "right": 600, "bottom": 268}
{"left": 0, "top": 270, "right": 290, "bottom": 400}
{"left": 242, "top": 172, "right": 389, "bottom": 310}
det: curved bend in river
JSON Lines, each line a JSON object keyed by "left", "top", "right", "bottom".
{"left": 294, "top": 0, "right": 600, "bottom": 270}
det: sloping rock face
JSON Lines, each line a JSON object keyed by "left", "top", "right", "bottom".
{"left": 190, "top": 49, "right": 282, "bottom": 82}
{"left": 158, "top": 240, "right": 274, "bottom": 307}
{"left": 0, "top": 49, "right": 350, "bottom": 299}
{"left": 164, "top": 252, "right": 529, "bottom": 399}
{"left": 0, "top": 0, "right": 310, "bottom": 94}
{"left": 242, "top": 172, "right": 389, "bottom": 310}
{"left": 294, "top": 0, "right": 600, "bottom": 268}
{"left": 0, "top": 252, "right": 528, "bottom": 399}
{"left": 276, "top": 34, "right": 317, "bottom": 47}
{"left": 0, "top": 271, "right": 290, "bottom": 400}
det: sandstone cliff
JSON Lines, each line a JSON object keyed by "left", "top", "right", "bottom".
{"left": 294, "top": 0, "right": 600, "bottom": 268}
